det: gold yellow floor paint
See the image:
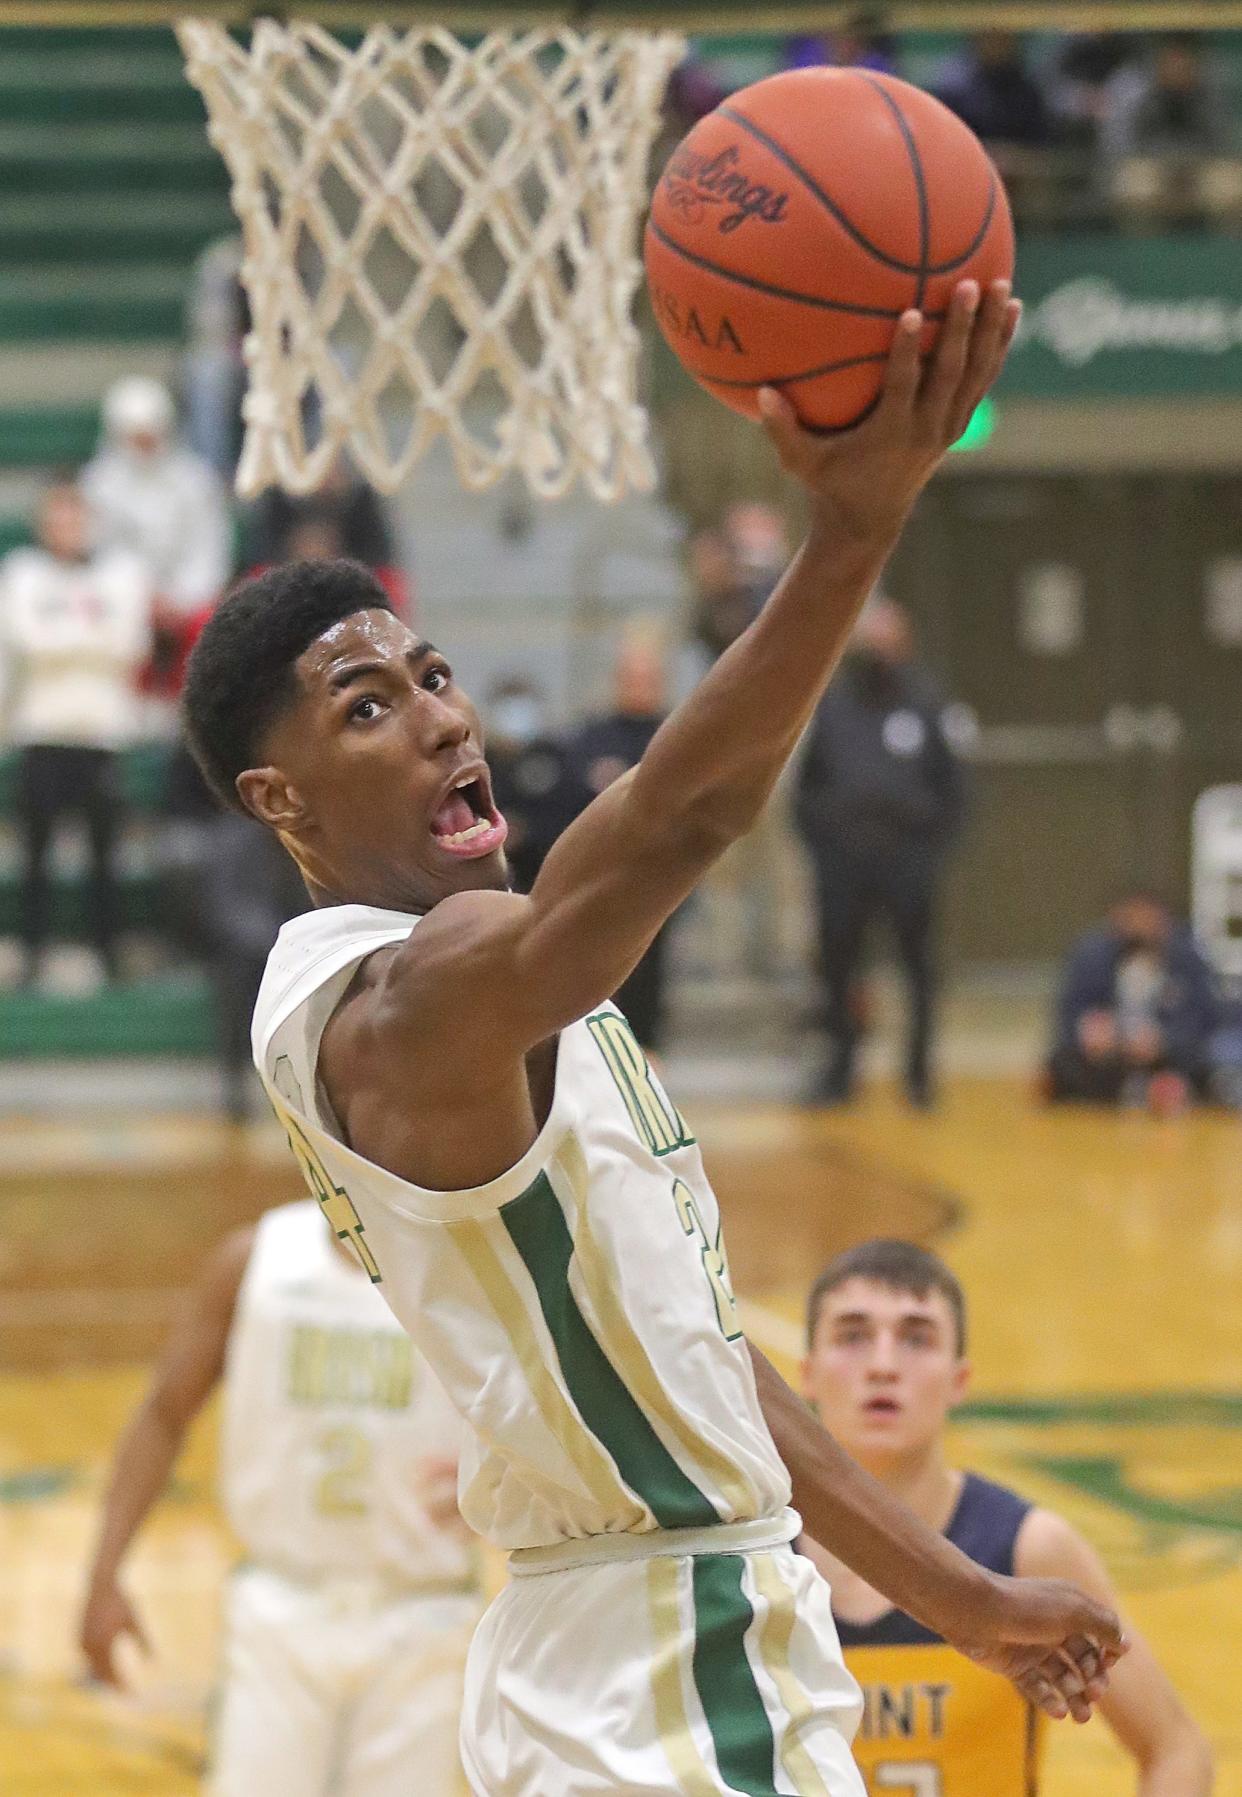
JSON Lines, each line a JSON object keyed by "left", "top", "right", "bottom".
{"left": 2, "top": 1081, "right": 1239, "bottom": 1793}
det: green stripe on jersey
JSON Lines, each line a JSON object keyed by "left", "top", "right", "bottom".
{"left": 691, "top": 1554, "right": 780, "bottom": 1796}
{"left": 501, "top": 1172, "right": 719, "bottom": 1530}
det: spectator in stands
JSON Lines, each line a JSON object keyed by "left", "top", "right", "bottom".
{"left": 667, "top": 11, "right": 897, "bottom": 130}
{"left": 568, "top": 626, "right": 674, "bottom": 1050}
{"left": 1103, "top": 33, "right": 1242, "bottom": 228}
{"left": 181, "top": 234, "right": 248, "bottom": 480}
{"left": 688, "top": 503, "right": 792, "bottom": 666}
{"left": 242, "top": 453, "right": 412, "bottom": 615}
{"left": 1046, "top": 31, "right": 1134, "bottom": 150}
{"left": 795, "top": 596, "right": 966, "bottom": 1110}
{"left": 84, "top": 376, "right": 231, "bottom": 621}
{"left": 198, "top": 811, "right": 308, "bottom": 1122}
{"left": 1045, "top": 891, "right": 1219, "bottom": 1115}
{"left": 0, "top": 480, "right": 152, "bottom": 985}
{"left": 84, "top": 377, "right": 232, "bottom": 722}
{"left": 727, "top": 500, "right": 791, "bottom": 610}
{"left": 687, "top": 526, "right": 749, "bottom": 665}
{"left": 485, "top": 676, "right": 587, "bottom": 895}
{"left": 784, "top": 7, "right": 898, "bottom": 75}
{"left": 935, "top": 31, "right": 1051, "bottom": 146}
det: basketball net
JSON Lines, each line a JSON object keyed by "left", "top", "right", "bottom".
{"left": 177, "top": 20, "right": 684, "bottom": 501}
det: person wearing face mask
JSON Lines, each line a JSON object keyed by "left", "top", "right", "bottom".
{"left": 567, "top": 629, "right": 676, "bottom": 1050}
{"left": 485, "top": 676, "right": 589, "bottom": 897}
{"left": 1045, "top": 892, "right": 1220, "bottom": 1115}
{"left": 795, "top": 596, "right": 966, "bottom": 1109}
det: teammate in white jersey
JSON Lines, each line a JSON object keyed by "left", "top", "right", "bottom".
{"left": 182, "top": 282, "right": 1126, "bottom": 1797}
{"left": 80, "top": 1200, "right": 481, "bottom": 1797}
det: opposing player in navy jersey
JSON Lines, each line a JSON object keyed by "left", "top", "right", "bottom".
{"left": 801, "top": 1240, "right": 1212, "bottom": 1797}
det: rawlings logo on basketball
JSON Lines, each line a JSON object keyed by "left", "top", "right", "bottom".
{"left": 663, "top": 143, "right": 790, "bottom": 234}
{"left": 650, "top": 285, "right": 745, "bottom": 354}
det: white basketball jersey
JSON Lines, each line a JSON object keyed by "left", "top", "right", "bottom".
{"left": 220, "top": 1198, "right": 478, "bottom": 1588}
{"left": 251, "top": 904, "right": 792, "bottom": 1554}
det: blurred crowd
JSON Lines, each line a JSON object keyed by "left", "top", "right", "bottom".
{"left": 670, "top": 15, "right": 1242, "bottom": 230}
{"left": 0, "top": 318, "right": 416, "bottom": 1113}
{"left": 4, "top": 60, "right": 1242, "bottom": 1126}
{"left": 1, "top": 400, "right": 1238, "bottom": 1122}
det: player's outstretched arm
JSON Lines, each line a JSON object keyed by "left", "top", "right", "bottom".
{"left": 748, "top": 1342, "right": 1127, "bottom": 1723}
{"left": 1016, "top": 1509, "right": 1213, "bottom": 1791}
{"left": 366, "top": 282, "right": 1020, "bottom": 1087}
{"left": 79, "top": 1229, "right": 251, "bottom": 1688}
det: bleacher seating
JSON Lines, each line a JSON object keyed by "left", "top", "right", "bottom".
{"left": 0, "top": 26, "right": 232, "bottom": 513}
{"left": 0, "top": 739, "right": 217, "bottom": 1057}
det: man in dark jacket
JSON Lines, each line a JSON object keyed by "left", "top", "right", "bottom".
{"left": 934, "top": 30, "right": 1051, "bottom": 147}
{"left": 1046, "top": 892, "right": 1219, "bottom": 1112}
{"left": 567, "top": 631, "right": 672, "bottom": 1051}
{"left": 796, "top": 597, "right": 966, "bottom": 1108}
{"left": 485, "top": 676, "right": 589, "bottom": 897}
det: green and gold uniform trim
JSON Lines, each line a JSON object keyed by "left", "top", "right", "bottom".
{"left": 446, "top": 1212, "right": 647, "bottom": 1529}
{"left": 751, "top": 1553, "right": 835, "bottom": 1797}
{"left": 647, "top": 1550, "right": 834, "bottom": 1797}
{"left": 501, "top": 1171, "right": 720, "bottom": 1530}
{"left": 277, "top": 1109, "right": 382, "bottom": 1283}
{"left": 691, "top": 1553, "right": 782, "bottom": 1794}
{"left": 552, "top": 1134, "right": 756, "bottom": 1519}
{"left": 648, "top": 1556, "right": 727, "bottom": 1797}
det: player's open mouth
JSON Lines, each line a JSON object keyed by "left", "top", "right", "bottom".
{"left": 429, "top": 769, "right": 508, "bottom": 860}
{"left": 863, "top": 1397, "right": 901, "bottom": 1417}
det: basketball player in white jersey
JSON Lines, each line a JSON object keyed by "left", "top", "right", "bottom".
{"left": 80, "top": 1200, "right": 481, "bottom": 1797}
{"left": 181, "top": 281, "right": 1126, "bottom": 1797}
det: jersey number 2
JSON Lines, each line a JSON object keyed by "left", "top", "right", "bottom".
{"left": 315, "top": 1425, "right": 373, "bottom": 1517}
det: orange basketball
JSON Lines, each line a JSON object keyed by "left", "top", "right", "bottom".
{"left": 644, "top": 67, "right": 1014, "bottom": 429}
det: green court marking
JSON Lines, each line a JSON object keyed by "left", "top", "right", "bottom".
{"left": 956, "top": 1391, "right": 1242, "bottom": 1429}
{"left": 0, "top": 1466, "right": 76, "bottom": 1503}
{"left": 1024, "top": 1455, "right": 1242, "bottom": 1536}
{"left": 691, "top": 1554, "right": 780, "bottom": 1797}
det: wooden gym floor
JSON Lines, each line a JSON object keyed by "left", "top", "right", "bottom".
{"left": 2, "top": 1078, "right": 1240, "bottom": 1794}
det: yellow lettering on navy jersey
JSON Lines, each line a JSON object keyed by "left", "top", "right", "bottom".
{"left": 847, "top": 1643, "right": 1043, "bottom": 1797}
{"left": 859, "top": 1682, "right": 951, "bottom": 1741}
{"left": 586, "top": 1013, "right": 694, "bottom": 1156}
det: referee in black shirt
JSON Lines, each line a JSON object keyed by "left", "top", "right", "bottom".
{"left": 795, "top": 597, "right": 966, "bottom": 1109}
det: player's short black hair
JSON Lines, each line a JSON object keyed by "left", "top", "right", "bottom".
{"left": 183, "top": 558, "right": 395, "bottom": 811}
{"left": 806, "top": 1239, "right": 967, "bottom": 1355}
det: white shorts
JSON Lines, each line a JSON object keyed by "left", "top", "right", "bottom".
{"left": 462, "top": 1536, "right": 864, "bottom": 1797}
{"left": 209, "top": 1564, "right": 481, "bottom": 1797}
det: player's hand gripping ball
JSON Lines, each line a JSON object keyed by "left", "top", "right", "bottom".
{"left": 645, "top": 67, "right": 1015, "bottom": 430}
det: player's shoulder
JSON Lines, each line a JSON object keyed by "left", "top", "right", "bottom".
{"left": 242, "top": 1199, "right": 325, "bottom": 1278}
{"left": 312, "top": 887, "right": 532, "bottom": 1092}
{"left": 367, "top": 886, "right": 530, "bottom": 1001}
{"left": 254, "top": 902, "right": 420, "bottom": 1039}
{"left": 252, "top": 1197, "right": 321, "bottom": 1242}
{"left": 1011, "top": 1503, "right": 1101, "bottom": 1583}
{"left": 947, "top": 1471, "right": 1034, "bottom": 1576}
{"left": 196, "top": 1223, "right": 260, "bottom": 1315}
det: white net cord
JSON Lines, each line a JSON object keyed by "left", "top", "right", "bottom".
{"left": 177, "top": 21, "right": 685, "bottom": 501}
